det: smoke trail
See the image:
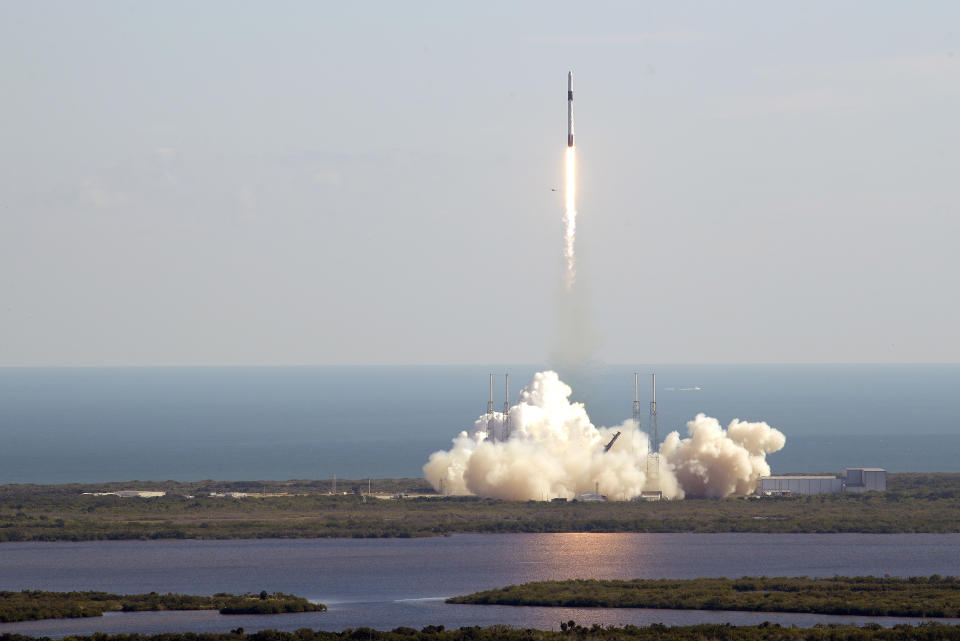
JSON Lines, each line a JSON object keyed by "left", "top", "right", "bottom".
{"left": 562, "top": 146, "right": 577, "bottom": 292}
{"left": 423, "top": 371, "right": 786, "bottom": 500}
{"left": 553, "top": 145, "right": 595, "bottom": 372}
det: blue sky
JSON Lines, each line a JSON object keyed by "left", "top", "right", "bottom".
{"left": 1, "top": 2, "right": 958, "bottom": 365}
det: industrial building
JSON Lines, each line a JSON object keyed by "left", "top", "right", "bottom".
{"left": 757, "top": 475, "right": 843, "bottom": 495}
{"left": 841, "top": 468, "right": 887, "bottom": 492}
{"left": 575, "top": 491, "right": 607, "bottom": 502}
{"left": 82, "top": 490, "right": 167, "bottom": 498}
{"left": 757, "top": 468, "right": 886, "bottom": 496}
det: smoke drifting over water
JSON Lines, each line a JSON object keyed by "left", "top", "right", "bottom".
{"left": 423, "top": 371, "right": 786, "bottom": 500}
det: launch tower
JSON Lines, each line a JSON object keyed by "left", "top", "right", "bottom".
{"left": 487, "top": 373, "right": 496, "bottom": 442}
{"left": 503, "top": 373, "right": 511, "bottom": 440}
{"left": 633, "top": 372, "right": 642, "bottom": 430}
{"left": 647, "top": 373, "right": 660, "bottom": 492}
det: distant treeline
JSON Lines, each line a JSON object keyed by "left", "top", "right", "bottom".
{"left": 0, "top": 591, "right": 324, "bottom": 623}
{"left": 0, "top": 478, "right": 434, "bottom": 499}
{"left": 448, "top": 575, "right": 960, "bottom": 618}
{"left": 4, "top": 622, "right": 960, "bottom": 641}
{"left": 0, "top": 473, "right": 958, "bottom": 540}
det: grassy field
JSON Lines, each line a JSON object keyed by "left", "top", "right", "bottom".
{"left": 448, "top": 576, "right": 960, "bottom": 618}
{"left": 0, "top": 591, "right": 324, "bottom": 622}
{"left": 0, "top": 474, "right": 957, "bottom": 541}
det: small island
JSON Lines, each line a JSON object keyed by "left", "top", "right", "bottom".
{"left": 0, "top": 591, "right": 325, "bottom": 623}
{"left": 447, "top": 576, "right": 960, "bottom": 618}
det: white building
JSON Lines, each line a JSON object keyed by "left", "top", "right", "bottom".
{"left": 842, "top": 468, "right": 887, "bottom": 492}
{"left": 758, "top": 468, "right": 887, "bottom": 496}
{"left": 576, "top": 491, "right": 607, "bottom": 502}
{"left": 82, "top": 491, "right": 166, "bottom": 498}
{"left": 757, "top": 475, "right": 843, "bottom": 495}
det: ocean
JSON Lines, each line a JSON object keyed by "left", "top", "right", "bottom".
{"left": 0, "top": 364, "right": 958, "bottom": 484}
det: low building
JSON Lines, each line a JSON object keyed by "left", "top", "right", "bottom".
{"left": 842, "top": 468, "right": 887, "bottom": 492}
{"left": 757, "top": 475, "right": 843, "bottom": 496}
{"left": 758, "top": 468, "right": 887, "bottom": 496}
{"left": 575, "top": 491, "right": 607, "bottom": 502}
{"left": 82, "top": 491, "right": 166, "bottom": 498}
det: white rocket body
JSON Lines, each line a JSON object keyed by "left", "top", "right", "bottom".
{"left": 567, "top": 71, "right": 574, "bottom": 148}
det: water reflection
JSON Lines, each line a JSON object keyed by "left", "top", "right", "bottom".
{"left": 514, "top": 532, "right": 667, "bottom": 581}
{"left": 0, "top": 533, "right": 958, "bottom": 637}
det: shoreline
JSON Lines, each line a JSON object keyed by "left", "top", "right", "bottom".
{"left": 2, "top": 473, "right": 959, "bottom": 541}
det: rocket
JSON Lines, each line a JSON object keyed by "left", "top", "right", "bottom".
{"left": 567, "top": 71, "right": 575, "bottom": 148}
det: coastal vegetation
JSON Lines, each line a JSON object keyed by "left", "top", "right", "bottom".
{"left": 0, "top": 591, "right": 324, "bottom": 623}
{"left": 0, "top": 474, "right": 957, "bottom": 541}
{"left": 448, "top": 575, "right": 960, "bottom": 618}
{"left": 3, "top": 623, "right": 960, "bottom": 641}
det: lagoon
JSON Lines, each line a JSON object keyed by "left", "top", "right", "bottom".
{"left": 1, "top": 533, "right": 959, "bottom": 636}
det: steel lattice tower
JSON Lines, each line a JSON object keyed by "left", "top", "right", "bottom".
{"left": 647, "top": 373, "right": 660, "bottom": 491}
{"left": 503, "top": 373, "right": 511, "bottom": 440}
{"left": 633, "top": 372, "right": 642, "bottom": 432}
{"left": 487, "top": 373, "right": 496, "bottom": 442}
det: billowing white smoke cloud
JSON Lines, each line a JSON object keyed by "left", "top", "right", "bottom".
{"left": 661, "top": 414, "right": 786, "bottom": 499}
{"left": 424, "top": 371, "right": 663, "bottom": 500}
{"left": 423, "top": 371, "right": 786, "bottom": 501}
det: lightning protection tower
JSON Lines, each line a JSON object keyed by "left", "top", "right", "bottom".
{"left": 503, "top": 373, "right": 511, "bottom": 440}
{"left": 487, "top": 373, "right": 496, "bottom": 442}
{"left": 647, "top": 373, "right": 660, "bottom": 492}
{"left": 633, "top": 372, "right": 642, "bottom": 431}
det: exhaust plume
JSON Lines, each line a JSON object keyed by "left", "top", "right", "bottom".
{"left": 553, "top": 145, "right": 597, "bottom": 371}
{"left": 563, "top": 147, "right": 577, "bottom": 292}
{"left": 661, "top": 414, "right": 786, "bottom": 498}
{"left": 423, "top": 371, "right": 786, "bottom": 500}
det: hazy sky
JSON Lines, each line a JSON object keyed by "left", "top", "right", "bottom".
{"left": 2, "top": 2, "right": 958, "bottom": 366}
